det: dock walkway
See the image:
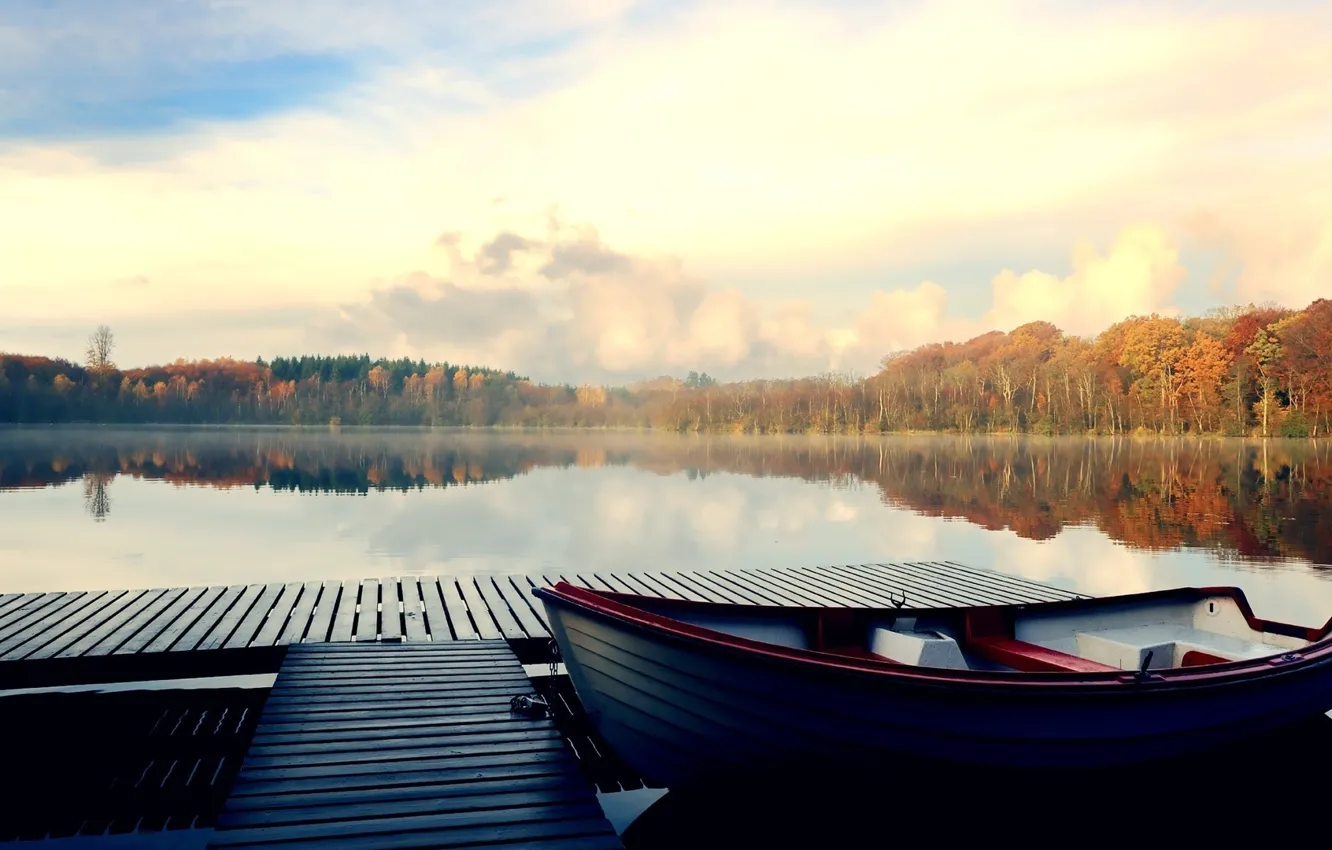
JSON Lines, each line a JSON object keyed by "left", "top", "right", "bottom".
{"left": 0, "top": 562, "right": 1084, "bottom": 663}
{"left": 207, "top": 641, "right": 623, "bottom": 849}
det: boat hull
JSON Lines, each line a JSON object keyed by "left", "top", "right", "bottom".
{"left": 541, "top": 595, "right": 1332, "bottom": 787}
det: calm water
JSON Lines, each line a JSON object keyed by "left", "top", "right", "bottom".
{"left": 2, "top": 428, "right": 1332, "bottom": 628}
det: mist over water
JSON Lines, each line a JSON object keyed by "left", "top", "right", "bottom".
{"left": 2, "top": 427, "right": 1330, "bottom": 627}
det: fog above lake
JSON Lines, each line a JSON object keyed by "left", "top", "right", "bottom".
{"left": 3, "top": 428, "right": 1330, "bottom": 628}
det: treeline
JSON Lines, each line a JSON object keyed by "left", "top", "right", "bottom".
{"left": 5, "top": 430, "right": 1331, "bottom": 564}
{"left": 1, "top": 299, "right": 1329, "bottom": 435}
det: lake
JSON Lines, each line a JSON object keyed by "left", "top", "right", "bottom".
{"left": 2, "top": 428, "right": 1331, "bottom": 629}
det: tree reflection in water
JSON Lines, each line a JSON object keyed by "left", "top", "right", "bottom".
{"left": 81, "top": 472, "right": 112, "bottom": 522}
{"left": 2, "top": 430, "right": 1330, "bottom": 564}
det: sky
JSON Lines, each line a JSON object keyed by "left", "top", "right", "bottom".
{"left": 1, "top": 0, "right": 1330, "bottom": 384}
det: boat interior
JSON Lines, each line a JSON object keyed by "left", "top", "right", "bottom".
{"left": 640, "top": 591, "right": 1323, "bottom": 674}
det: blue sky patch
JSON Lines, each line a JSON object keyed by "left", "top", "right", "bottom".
{"left": 0, "top": 52, "right": 361, "bottom": 138}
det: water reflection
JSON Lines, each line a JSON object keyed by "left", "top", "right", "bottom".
{"left": 82, "top": 472, "right": 112, "bottom": 522}
{"left": 2, "top": 429, "right": 1329, "bottom": 565}
{"left": 3, "top": 429, "right": 1332, "bottom": 629}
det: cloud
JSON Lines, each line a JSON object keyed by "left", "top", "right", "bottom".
{"left": 478, "top": 231, "right": 535, "bottom": 275}
{"left": 3, "top": 0, "right": 1331, "bottom": 368}
{"left": 981, "top": 225, "right": 1186, "bottom": 338}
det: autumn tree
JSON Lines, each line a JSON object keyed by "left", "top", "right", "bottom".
{"left": 85, "top": 325, "right": 116, "bottom": 378}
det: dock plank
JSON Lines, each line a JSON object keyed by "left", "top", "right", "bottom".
{"left": 0, "top": 563, "right": 1086, "bottom": 662}
{"left": 219, "top": 583, "right": 284, "bottom": 650}
{"left": 207, "top": 641, "right": 621, "bottom": 849}
{"left": 493, "top": 575, "right": 549, "bottom": 639}
{"left": 380, "top": 578, "right": 403, "bottom": 643}
{"left": 50, "top": 589, "right": 167, "bottom": 659}
{"left": 0, "top": 591, "right": 104, "bottom": 657}
{"left": 418, "top": 578, "right": 455, "bottom": 640}
{"left": 197, "top": 584, "right": 267, "bottom": 652}
{"left": 252, "top": 582, "right": 308, "bottom": 647}
{"left": 327, "top": 581, "right": 359, "bottom": 643}
{"left": 353, "top": 579, "right": 379, "bottom": 642}
{"left": 278, "top": 581, "right": 326, "bottom": 645}
{"left": 302, "top": 583, "right": 340, "bottom": 644}
{"left": 456, "top": 579, "right": 503, "bottom": 640}
{"left": 170, "top": 585, "right": 246, "bottom": 652}
{"left": 472, "top": 577, "right": 525, "bottom": 641}
{"left": 115, "top": 586, "right": 208, "bottom": 655}
{"left": 400, "top": 577, "right": 428, "bottom": 642}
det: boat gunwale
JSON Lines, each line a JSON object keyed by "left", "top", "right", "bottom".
{"left": 534, "top": 582, "right": 1332, "bottom": 690}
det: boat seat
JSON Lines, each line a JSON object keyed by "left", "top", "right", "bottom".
{"left": 1068, "top": 625, "right": 1285, "bottom": 670}
{"left": 968, "top": 637, "right": 1118, "bottom": 674}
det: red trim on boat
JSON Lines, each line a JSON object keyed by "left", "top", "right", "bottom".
{"left": 1181, "top": 650, "right": 1233, "bottom": 668}
{"left": 969, "top": 637, "right": 1119, "bottom": 674}
{"left": 1197, "top": 585, "right": 1332, "bottom": 642}
{"left": 535, "top": 582, "right": 1332, "bottom": 688}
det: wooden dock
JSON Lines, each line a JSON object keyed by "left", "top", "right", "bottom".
{"left": 207, "top": 641, "right": 623, "bottom": 849}
{"left": 0, "top": 563, "right": 1084, "bottom": 667}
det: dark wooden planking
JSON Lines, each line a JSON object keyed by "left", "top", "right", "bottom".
{"left": 206, "top": 803, "right": 612, "bottom": 847}
{"left": 399, "top": 577, "right": 427, "bottom": 642}
{"left": 271, "top": 670, "right": 529, "bottom": 690}
{"left": 194, "top": 583, "right": 265, "bottom": 652}
{"left": 0, "top": 592, "right": 82, "bottom": 643}
{"left": 277, "top": 581, "right": 326, "bottom": 646}
{"left": 222, "top": 774, "right": 583, "bottom": 817}
{"left": 708, "top": 570, "right": 810, "bottom": 606}
{"left": 47, "top": 588, "right": 166, "bottom": 659}
{"left": 473, "top": 576, "right": 526, "bottom": 640}
{"left": 380, "top": 578, "right": 403, "bottom": 643}
{"left": 749, "top": 567, "right": 860, "bottom": 607}
{"left": 352, "top": 579, "right": 379, "bottom": 642}
{"left": 114, "top": 586, "right": 209, "bottom": 655}
{"left": 245, "top": 723, "right": 557, "bottom": 758}
{"left": 219, "top": 780, "right": 594, "bottom": 828}
{"left": 456, "top": 578, "right": 504, "bottom": 640}
{"left": 843, "top": 562, "right": 995, "bottom": 606}
{"left": 492, "top": 575, "right": 550, "bottom": 638}
{"left": 84, "top": 586, "right": 190, "bottom": 655}
{"left": 815, "top": 563, "right": 959, "bottom": 608}
{"left": 221, "top": 583, "right": 286, "bottom": 650}
{"left": 634, "top": 571, "right": 693, "bottom": 600}
{"left": 0, "top": 592, "right": 67, "bottom": 636}
{"left": 169, "top": 584, "right": 247, "bottom": 652}
{"left": 936, "top": 559, "right": 1084, "bottom": 600}
{"left": 227, "top": 744, "right": 569, "bottom": 788}
{"left": 302, "top": 582, "right": 340, "bottom": 644}
{"left": 843, "top": 562, "right": 979, "bottom": 606}
{"left": 251, "top": 582, "right": 308, "bottom": 647}
{"left": 10, "top": 589, "right": 136, "bottom": 660}
{"left": 0, "top": 591, "right": 37, "bottom": 620}
{"left": 416, "top": 578, "right": 450, "bottom": 641}
{"left": 669, "top": 570, "right": 752, "bottom": 604}
{"left": 0, "top": 591, "right": 105, "bottom": 657}
{"left": 210, "top": 640, "right": 619, "bottom": 850}
{"left": 250, "top": 711, "right": 519, "bottom": 741}
{"left": 437, "top": 578, "right": 480, "bottom": 640}
{"left": 141, "top": 585, "right": 226, "bottom": 653}
{"left": 327, "top": 581, "right": 359, "bottom": 643}
{"left": 613, "top": 572, "right": 668, "bottom": 598}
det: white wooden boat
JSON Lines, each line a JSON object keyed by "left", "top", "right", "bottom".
{"left": 533, "top": 582, "right": 1332, "bottom": 787}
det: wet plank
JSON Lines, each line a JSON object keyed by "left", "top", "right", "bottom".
{"left": 208, "top": 641, "right": 621, "bottom": 849}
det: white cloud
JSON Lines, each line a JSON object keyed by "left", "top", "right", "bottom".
{"left": 2, "top": 0, "right": 1331, "bottom": 371}
{"left": 982, "top": 225, "right": 1186, "bottom": 338}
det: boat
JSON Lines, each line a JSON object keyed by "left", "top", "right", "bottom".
{"left": 532, "top": 581, "right": 1332, "bottom": 786}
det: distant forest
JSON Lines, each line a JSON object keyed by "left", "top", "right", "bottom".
{"left": 2, "top": 298, "right": 1329, "bottom": 436}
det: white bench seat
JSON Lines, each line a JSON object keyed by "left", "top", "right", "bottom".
{"left": 1069, "top": 624, "right": 1286, "bottom": 670}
